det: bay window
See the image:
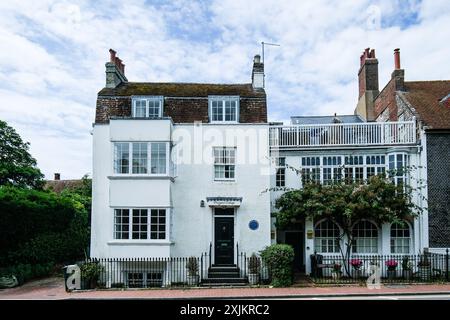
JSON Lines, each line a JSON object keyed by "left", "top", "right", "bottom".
{"left": 114, "top": 208, "right": 167, "bottom": 240}
{"left": 113, "top": 142, "right": 168, "bottom": 175}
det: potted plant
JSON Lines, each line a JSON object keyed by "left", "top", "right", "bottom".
{"left": 350, "top": 259, "right": 363, "bottom": 278}
{"left": 385, "top": 259, "right": 398, "bottom": 279}
{"left": 248, "top": 253, "right": 261, "bottom": 285}
{"left": 80, "top": 261, "right": 103, "bottom": 289}
{"left": 186, "top": 257, "right": 199, "bottom": 286}
{"left": 331, "top": 262, "right": 342, "bottom": 280}
{"left": 401, "top": 256, "right": 413, "bottom": 280}
{"left": 417, "top": 255, "right": 431, "bottom": 281}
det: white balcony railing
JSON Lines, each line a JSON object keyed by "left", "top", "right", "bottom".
{"left": 269, "top": 121, "right": 416, "bottom": 149}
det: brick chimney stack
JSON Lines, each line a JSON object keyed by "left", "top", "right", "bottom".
{"left": 354, "top": 48, "right": 379, "bottom": 121}
{"left": 105, "top": 48, "right": 128, "bottom": 88}
{"left": 391, "top": 48, "right": 405, "bottom": 91}
{"left": 54, "top": 173, "right": 60, "bottom": 181}
{"left": 252, "top": 54, "right": 264, "bottom": 89}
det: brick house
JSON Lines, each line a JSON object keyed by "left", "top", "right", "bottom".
{"left": 354, "top": 48, "right": 450, "bottom": 251}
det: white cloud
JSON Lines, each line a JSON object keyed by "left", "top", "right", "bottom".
{"left": 0, "top": 0, "right": 449, "bottom": 179}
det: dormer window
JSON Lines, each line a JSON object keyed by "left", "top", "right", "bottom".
{"left": 209, "top": 96, "right": 239, "bottom": 123}
{"left": 132, "top": 96, "right": 163, "bottom": 118}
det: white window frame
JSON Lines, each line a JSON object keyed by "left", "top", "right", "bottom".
{"left": 213, "top": 147, "right": 236, "bottom": 181}
{"left": 388, "top": 152, "right": 409, "bottom": 187}
{"left": 314, "top": 219, "right": 341, "bottom": 253}
{"left": 132, "top": 96, "right": 164, "bottom": 118}
{"left": 390, "top": 221, "right": 411, "bottom": 254}
{"left": 275, "top": 157, "right": 286, "bottom": 187}
{"left": 126, "top": 271, "right": 163, "bottom": 288}
{"left": 300, "top": 156, "right": 321, "bottom": 185}
{"left": 113, "top": 208, "right": 168, "bottom": 241}
{"left": 113, "top": 142, "right": 169, "bottom": 176}
{"left": 208, "top": 96, "right": 240, "bottom": 123}
{"left": 351, "top": 220, "right": 379, "bottom": 254}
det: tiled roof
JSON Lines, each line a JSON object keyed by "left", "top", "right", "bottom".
{"left": 98, "top": 82, "right": 265, "bottom": 98}
{"left": 290, "top": 115, "right": 364, "bottom": 125}
{"left": 44, "top": 179, "right": 85, "bottom": 193}
{"left": 403, "top": 81, "right": 450, "bottom": 129}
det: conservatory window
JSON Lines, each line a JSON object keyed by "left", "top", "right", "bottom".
{"left": 352, "top": 220, "right": 378, "bottom": 253}
{"left": 390, "top": 222, "right": 411, "bottom": 254}
{"left": 314, "top": 220, "right": 340, "bottom": 253}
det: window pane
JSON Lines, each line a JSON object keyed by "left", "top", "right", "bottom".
{"left": 150, "top": 209, "right": 166, "bottom": 240}
{"left": 213, "top": 147, "right": 236, "bottom": 180}
{"left": 150, "top": 143, "right": 167, "bottom": 174}
{"left": 314, "top": 220, "right": 340, "bottom": 253}
{"left": 114, "top": 143, "right": 129, "bottom": 174}
{"left": 148, "top": 99, "right": 161, "bottom": 118}
{"left": 114, "top": 209, "right": 130, "bottom": 239}
{"left": 132, "top": 143, "right": 148, "bottom": 174}
{"left": 132, "top": 209, "right": 148, "bottom": 239}
{"left": 211, "top": 100, "right": 223, "bottom": 121}
{"left": 134, "top": 100, "right": 146, "bottom": 117}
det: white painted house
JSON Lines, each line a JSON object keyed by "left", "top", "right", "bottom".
{"left": 90, "top": 50, "right": 271, "bottom": 285}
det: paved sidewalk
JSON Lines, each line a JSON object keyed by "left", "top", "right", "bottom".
{"left": 1, "top": 276, "right": 450, "bottom": 300}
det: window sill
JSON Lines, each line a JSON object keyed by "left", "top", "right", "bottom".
{"left": 214, "top": 179, "right": 236, "bottom": 183}
{"left": 107, "top": 240, "right": 174, "bottom": 246}
{"left": 108, "top": 175, "right": 174, "bottom": 181}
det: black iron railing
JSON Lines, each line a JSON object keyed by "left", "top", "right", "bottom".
{"left": 69, "top": 253, "right": 272, "bottom": 290}
{"left": 310, "top": 250, "right": 450, "bottom": 284}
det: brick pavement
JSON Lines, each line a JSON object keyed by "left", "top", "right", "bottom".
{"left": 1, "top": 276, "right": 450, "bottom": 300}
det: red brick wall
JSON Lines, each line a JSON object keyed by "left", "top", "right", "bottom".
{"left": 374, "top": 79, "right": 398, "bottom": 121}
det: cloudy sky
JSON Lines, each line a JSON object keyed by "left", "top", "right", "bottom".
{"left": 0, "top": 0, "right": 449, "bottom": 179}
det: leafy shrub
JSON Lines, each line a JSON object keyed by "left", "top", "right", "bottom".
{"left": 260, "top": 244, "right": 294, "bottom": 287}
{"left": 0, "top": 263, "right": 54, "bottom": 285}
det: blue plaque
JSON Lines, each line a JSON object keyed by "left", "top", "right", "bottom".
{"left": 249, "top": 220, "right": 259, "bottom": 230}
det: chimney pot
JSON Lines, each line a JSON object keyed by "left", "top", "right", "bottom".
{"left": 109, "top": 49, "right": 116, "bottom": 63}
{"left": 54, "top": 173, "right": 60, "bottom": 181}
{"left": 394, "top": 48, "right": 401, "bottom": 69}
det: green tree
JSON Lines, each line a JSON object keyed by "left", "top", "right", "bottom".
{"left": 275, "top": 174, "right": 421, "bottom": 276}
{"left": 0, "top": 120, "right": 44, "bottom": 189}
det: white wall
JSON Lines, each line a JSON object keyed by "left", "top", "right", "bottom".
{"left": 171, "top": 124, "right": 271, "bottom": 258}
{"left": 91, "top": 121, "right": 271, "bottom": 260}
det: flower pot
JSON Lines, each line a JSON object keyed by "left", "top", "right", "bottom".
{"left": 387, "top": 269, "right": 397, "bottom": 280}
{"left": 248, "top": 273, "right": 260, "bottom": 285}
{"left": 187, "top": 275, "right": 199, "bottom": 286}
{"left": 331, "top": 272, "right": 341, "bottom": 280}
{"left": 402, "top": 269, "right": 412, "bottom": 280}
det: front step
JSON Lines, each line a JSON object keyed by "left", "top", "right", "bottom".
{"left": 203, "top": 264, "right": 248, "bottom": 286}
{"left": 201, "top": 277, "right": 248, "bottom": 286}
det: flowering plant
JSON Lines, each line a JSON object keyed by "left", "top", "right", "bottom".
{"left": 385, "top": 259, "right": 398, "bottom": 271}
{"left": 350, "top": 259, "right": 363, "bottom": 270}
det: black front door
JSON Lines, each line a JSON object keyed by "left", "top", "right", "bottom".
{"left": 285, "top": 231, "right": 304, "bottom": 272}
{"left": 214, "top": 217, "right": 234, "bottom": 265}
